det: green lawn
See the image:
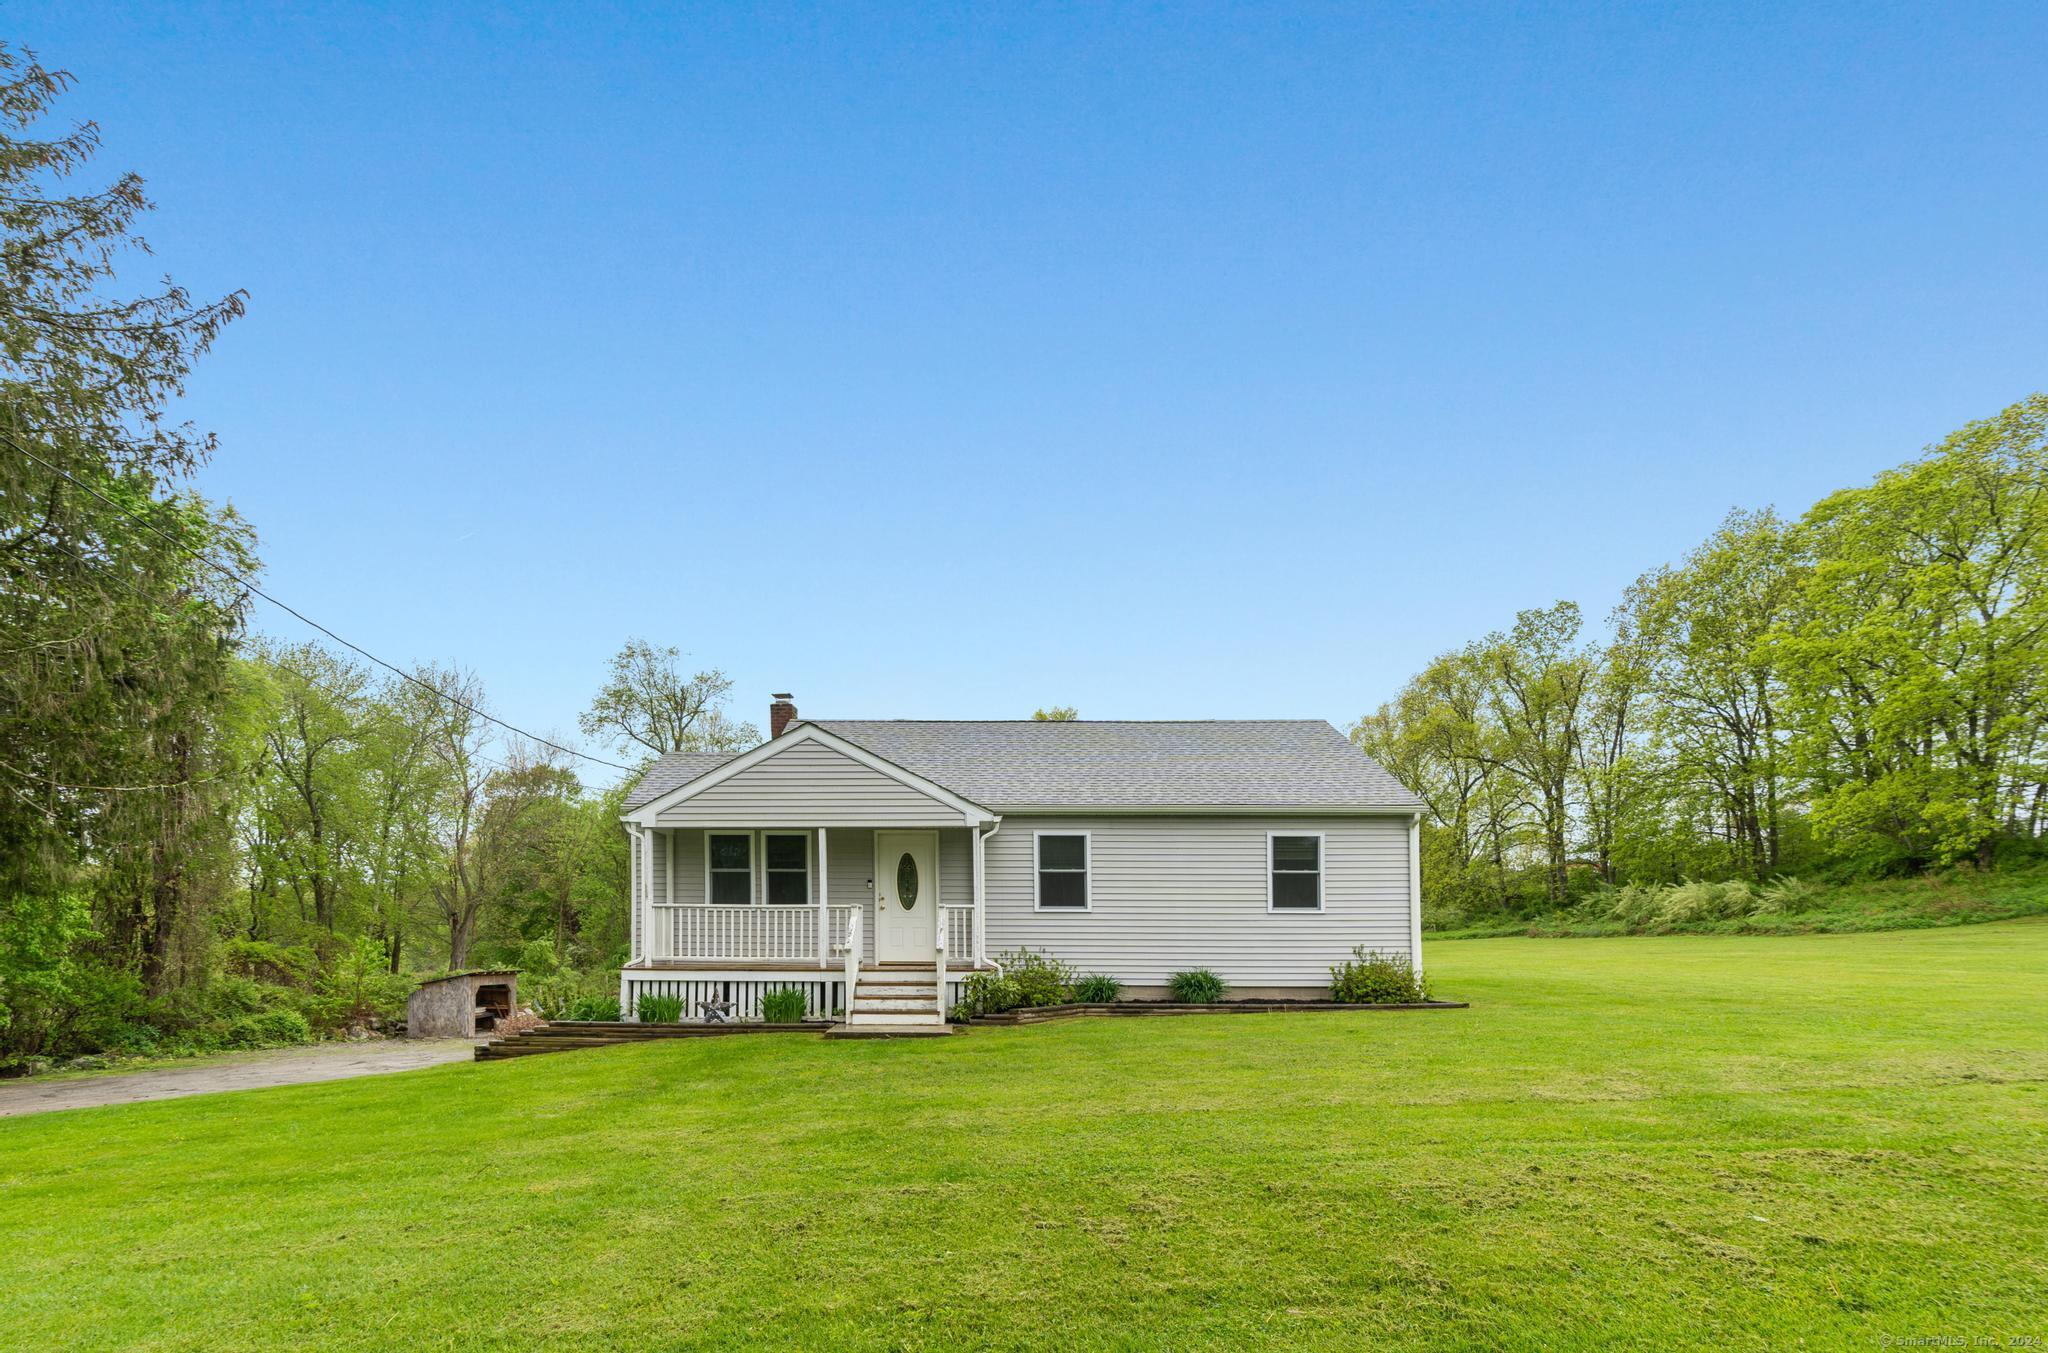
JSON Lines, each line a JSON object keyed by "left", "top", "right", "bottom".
{"left": 5, "top": 926, "right": 2045, "bottom": 1350}
{"left": 1429, "top": 864, "right": 2048, "bottom": 940}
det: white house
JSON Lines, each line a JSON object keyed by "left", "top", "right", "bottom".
{"left": 619, "top": 697, "right": 1425, "bottom": 1030}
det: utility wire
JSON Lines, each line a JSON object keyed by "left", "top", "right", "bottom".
{"left": 5, "top": 434, "right": 633, "bottom": 774}
{"left": 27, "top": 531, "right": 621, "bottom": 792}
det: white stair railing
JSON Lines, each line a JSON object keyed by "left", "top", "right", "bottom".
{"left": 839, "top": 907, "right": 862, "bottom": 1018}
{"left": 934, "top": 912, "right": 947, "bottom": 1022}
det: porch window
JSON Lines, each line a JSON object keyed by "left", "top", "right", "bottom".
{"left": 707, "top": 832, "right": 753, "bottom": 905}
{"left": 1269, "top": 834, "right": 1323, "bottom": 911}
{"left": 1035, "top": 832, "right": 1090, "bottom": 910}
{"left": 764, "top": 832, "right": 810, "bottom": 905}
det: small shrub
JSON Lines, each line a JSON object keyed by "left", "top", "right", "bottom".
{"left": 1329, "top": 948, "right": 1430, "bottom": 1004}
{"left": 1757, "top": 875, "right": 1821, "bottom": 913}
{"left": 222, "top": 1009, "right": 312, "bottom": 1048}
{"left": 515, "top": 939, "right": 562, "bottom": 976}
{"left": 996, "top": 948, "right": 1077, "bottom": 1007}
{"left": 953, "top": 973, "right": 1022, "bottom": 1020}
{"left": 760, "top": 988, "right": 808, "bottom": 1023}
{"left": 525, "top": 971, "right": 602, "bottom": 1020}
{"left": 562, "top": 994, "right": 622, "bottom": 1022}
{"left": 1071, "top": 974, "right": 1122, "bottom": 1003}
{"left": 636, "top": 993, "right": 684, "bottom": 1024}
{"left": 1421, "top": 902, "right": 1469, "bottom": 933}
{"left": 1602, "top": 883, "right": 1664, "bottom": 926}
{"left": 1659, "top": 879, "right": 1759, "bottom": 925}
{"left": 221, "top": 938, "right": 315, "bottom": 988}
{"left": 1168, "top": 969, "right": 1226, "bottom": 1003}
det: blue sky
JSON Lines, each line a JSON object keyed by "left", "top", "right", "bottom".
{"left": 14, "top": 3, "right": 2047, "bottom": 785}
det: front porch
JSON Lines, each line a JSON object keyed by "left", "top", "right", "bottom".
{"left": 619, "top": 823, "right": 995, "bottom": 1024}
{"left": 619, "top": 724, "right": 1006, "bottom": 1026}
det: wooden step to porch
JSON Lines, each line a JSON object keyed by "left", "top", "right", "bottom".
{"left": 825, "top": 1021, "right": 954, "bottom": 1039}
{"left": 852, "top": 998, "right": 940, "bottom": 1015}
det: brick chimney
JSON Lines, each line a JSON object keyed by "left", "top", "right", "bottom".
{"left": 769, "top": 693, "right": 798, "bottom": 738}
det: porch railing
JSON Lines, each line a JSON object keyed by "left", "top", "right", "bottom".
{"left": 942, "top": 904, "right": 975, "bottom": 961}
{"left": 649, "top": 904, "right": 859, "bottom": 962}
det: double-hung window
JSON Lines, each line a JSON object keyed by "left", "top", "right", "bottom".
{"left": 1268, "top": 834, "right": 1323, "bottom": 911}
{"left": 1035, "top": 833, "right": 1090, "bottom": 910}
{"left": 763, "top": 833, "right": 810, "bottom": 905}
{"left": 707, "top": 832, "right": 753, "bottom": 906}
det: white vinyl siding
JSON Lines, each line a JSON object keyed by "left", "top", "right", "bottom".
{"left": 984, "top": 815, "right": 1413, "bottom": 986}
{"left": 653, "top": 739, "right": 968, "bottom": 827}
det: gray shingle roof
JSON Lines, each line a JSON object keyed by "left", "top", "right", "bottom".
{"left": 620, "top": 751, "right": 741, "bottom": 810}
{"left": 622, "top": 720, "right": 1422, "bottom": 814}
{"left": 810, "top": 720, "right": 1422, "bottom": 811}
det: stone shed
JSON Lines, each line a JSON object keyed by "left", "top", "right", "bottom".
{"left": 407, "top": 970, "right": 517, "bottom": 1039}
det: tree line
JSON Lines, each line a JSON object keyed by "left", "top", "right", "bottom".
{"left": 1354, "top": 396, "right": 2048, "bottom": 922}
{"left": 0, "top": 51, "right": 757, "bottom": 1063}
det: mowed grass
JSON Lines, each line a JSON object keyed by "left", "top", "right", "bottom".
{"left": 4, "top": 927, "right": 2046, "bottom": 1351}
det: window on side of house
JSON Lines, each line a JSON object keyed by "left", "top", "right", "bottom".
{"left": 1035, "top": 832, "right": 1090, "bottom": 910}
{"left": 764, "top": 832, "right": 810, "bottom": 905}
{"left": 707, "top": 832, "right": 753, "bottom": 906}
{"left": 1269, "top": 834, "right": 1323, "bottom": 911}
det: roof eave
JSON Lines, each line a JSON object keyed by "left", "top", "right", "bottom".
{"left": 983, "top": 802, "right": 1426, "bottom": 816}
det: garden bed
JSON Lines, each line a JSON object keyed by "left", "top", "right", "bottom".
{"left": 965, "top": 999, "right": 1467, "bottom": 1026}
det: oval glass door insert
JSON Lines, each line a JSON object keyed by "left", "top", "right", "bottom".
{"left": 896, "top": 852, "right": 919, "bottom": 909}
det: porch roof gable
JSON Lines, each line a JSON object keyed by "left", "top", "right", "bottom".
{"left": 622, "top": 724, "right": 995, "bottom": 827}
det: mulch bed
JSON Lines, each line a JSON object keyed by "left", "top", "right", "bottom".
{"left": 967, "top": 999, "right": 1467, "bottom": 1026}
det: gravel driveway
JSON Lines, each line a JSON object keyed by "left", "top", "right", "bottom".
{"left": 0, "top": 1039, "right": 479, "bottom": 1118}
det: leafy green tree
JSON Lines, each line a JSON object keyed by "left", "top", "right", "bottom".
{"left": 1032, "top": 706, "right": 1080, "bottom": 721}
{"left": 1621, "top": 509, "right": 1800, "bottom": 876}
{"left": 0, "top": 46, "right": 250, "bottom": 1032}
{"left": 579, "top": 640, "right": 758, "bottom": 758}
{"left": 1477, "top": 603, "right": 1595, "bottom": 902}
{"left": 1781, "top": 396, "right": 2048, "bottom": 868}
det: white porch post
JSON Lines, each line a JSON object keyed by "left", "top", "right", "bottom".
{"left": 627, "top": 825, "right": 643, "bottom": 963}
{"left": 641, "top": 824, "right": 657, "bottom": 963}
{"left": 972, "top": 822, "right": 987, "bottom": 966}
{"left": 816, "top": 827, "right": 830, "bottom": 969}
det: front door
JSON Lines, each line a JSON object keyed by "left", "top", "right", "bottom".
{"left": 874, "top": 830, "right": 938, "bottom": 963}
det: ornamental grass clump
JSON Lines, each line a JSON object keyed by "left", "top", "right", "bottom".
{"left": 1071, "top": 974, "right": 1123, "bottom": 1003}
{"left": 760, "top": 988, "right": 808, "bottom": 1023}
{"left": 1328, "top": 948, "right": 1429, "bottom": 1004}
{"left": 635, "top": 993, "right": 684, "bottom": 1024}
{"left": 1168, "top": 969, "right": 1226, "bottom": 1003}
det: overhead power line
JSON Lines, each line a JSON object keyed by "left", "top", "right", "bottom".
{"left": 6, "top": 434, "right": 633, "bottom": 774}
{"left": 30, "top": 531, "right": 617, "bottom": 792}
